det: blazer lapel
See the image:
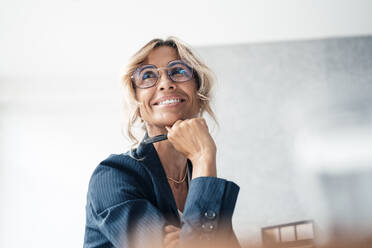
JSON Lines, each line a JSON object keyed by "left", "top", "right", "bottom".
{"left": 135, "top": 134, "right": 181, "bottom": 226}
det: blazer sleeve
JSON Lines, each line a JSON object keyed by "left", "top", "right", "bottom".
{"left": 84, "top": 155, "right": 240, "bottom": 248}
{"left": 181, "top": 177, "right": 240, "bottom": 247}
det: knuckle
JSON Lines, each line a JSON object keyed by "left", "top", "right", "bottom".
{"left": 173, "top": 124, "right": 181, "bottom": 131}
{"left": 173, "top": 120, "right": 181, "bottom": 127}
{"left": 189, "top": 118, "right": 197, "bottom": 124}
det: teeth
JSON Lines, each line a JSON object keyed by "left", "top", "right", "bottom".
{"left": 158, "top": 99, "right": 182, "bottom": 105}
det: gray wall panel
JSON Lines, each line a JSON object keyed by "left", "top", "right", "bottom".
{"left": 196, "top": 36, "right": 372, "bottom": 244}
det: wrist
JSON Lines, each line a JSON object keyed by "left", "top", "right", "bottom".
{"left": 190, "top": 154, "right": 215, "bottom": 168}
{"left": 189, "top": 148, "right": 216, "bottom": 164}
{"left": 192, "top": 168, "right": 217, "bottom": 179}
{"left": 190, "top": 153, "right": 217, "bottom": 179}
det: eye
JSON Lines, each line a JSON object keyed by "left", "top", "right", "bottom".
{"left": 141, "top": 70, "right": 157, "bottom": 80}
{"left": 170, "top": 66, "right": 189, "bottom": 77}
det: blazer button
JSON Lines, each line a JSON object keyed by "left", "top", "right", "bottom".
{"left": 204, "top": 210, "right": 216, "bottom": 220}
{"left": 201, "top": 222, "right": 215, "bottom": 232}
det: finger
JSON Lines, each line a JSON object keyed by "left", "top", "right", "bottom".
{"left": 169, "top": 238, "right": 179, "bottom": 248}
{"left": 166, "top": 120, "right": 183, "bottom": 137}
{"left": 165, "top": 238, "right": 179, "bottom": 248}
{"left": 163, "top": 231, "right": 180, "bottom": 246}
{"left": 172, "top": 119, "right": 183, "bottom": 128}
{"left": 164, "top": 225, "right": 180, "bottom": 233}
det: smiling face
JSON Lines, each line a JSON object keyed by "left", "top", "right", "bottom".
{"left": 135, "top": 46, "right": 200, "bottom": 135}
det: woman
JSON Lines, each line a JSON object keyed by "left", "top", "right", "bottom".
{"left": 84, "top": 37, "right": 240, "bottom": 248}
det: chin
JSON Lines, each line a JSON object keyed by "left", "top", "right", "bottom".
{"left": 147, "top": 111, "right": 199, "bottom": 128}
{"left": 155, "top": 115, "right": 185, "bottom": 127}
{"left": 160, "top": 118, "right": 182, "bottom": 127}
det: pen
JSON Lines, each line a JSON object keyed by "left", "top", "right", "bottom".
{"left": 143, "top": 134, "right": 168, "bottom": 144}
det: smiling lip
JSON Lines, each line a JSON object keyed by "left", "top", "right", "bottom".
{"left": 152, "top": 95, "right": 186, "bottom": 106}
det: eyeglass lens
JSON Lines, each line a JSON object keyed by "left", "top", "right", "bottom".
{"left": 133, "top": 61, "right": 193, "bottom": 88}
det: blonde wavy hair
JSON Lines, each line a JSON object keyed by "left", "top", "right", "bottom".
{"left": 121, "top": 37, "right": 218, "bottom": 147}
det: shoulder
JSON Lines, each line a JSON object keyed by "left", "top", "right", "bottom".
{"left": 92, "top": 152, "right": 145, "bottom": 176}
{"left": 87, "top": 152, "right": 154, "bottom": 214}
{"left": 90, "top": 152, "right": 149, "bottom": 186}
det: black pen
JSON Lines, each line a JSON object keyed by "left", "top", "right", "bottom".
{"left": 143, "top": 134, "right": 168, "bottom": 144}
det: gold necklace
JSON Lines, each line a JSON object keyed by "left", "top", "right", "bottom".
{"left": 167, "top": 162, "right": 188, "bottom": 184}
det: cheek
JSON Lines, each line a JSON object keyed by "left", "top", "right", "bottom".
{"left": 193, "top": 95, "right": 201, "bottom": 112}
{"left": 187, "top": 88, "right": 201, "bottom": 113}
{"left": 135, "top": 90, "right": 153, "bottom": 116}
{"left": 190, "top": 83, "right": 200, "bottom": 107}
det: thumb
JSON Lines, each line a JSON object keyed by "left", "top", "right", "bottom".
{"left": 165, "top": 126, "right": 170, "bottom": 132}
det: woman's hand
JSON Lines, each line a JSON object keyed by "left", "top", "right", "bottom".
{"left": 163, "top": 225, "right": 180, "bottom": 248}
{"left": 165, "top": 117, "right": 217, "bottom": 178}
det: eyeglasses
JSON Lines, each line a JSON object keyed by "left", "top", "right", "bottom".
{"left": 131, "top": 60, "right": 194, "bottom": 89}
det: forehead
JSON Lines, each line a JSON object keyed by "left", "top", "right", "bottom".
{"left": 143, "top": 46, "right": 180, "bottom": 67}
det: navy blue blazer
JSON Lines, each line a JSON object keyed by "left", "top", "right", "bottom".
{"left": 84, "top": 136, "right": 240, "bottom": 248}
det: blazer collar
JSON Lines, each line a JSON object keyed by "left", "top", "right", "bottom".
{"left": 135, "top": 132, "right": 165, "bottom": 178}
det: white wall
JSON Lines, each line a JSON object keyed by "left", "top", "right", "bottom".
{"left": 1, "top": 0, "right": 372, "bottom": 78}
{"left": 1, "top": 1, "right": 372, "bottom": 247}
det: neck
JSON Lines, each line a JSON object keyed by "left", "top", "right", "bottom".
{"left": 147, "top": 125, "right": 188, "bottom": 180}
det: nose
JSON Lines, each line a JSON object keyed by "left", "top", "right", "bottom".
{"left": 157, "top": 70, "right": 176, "bottom": 91}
